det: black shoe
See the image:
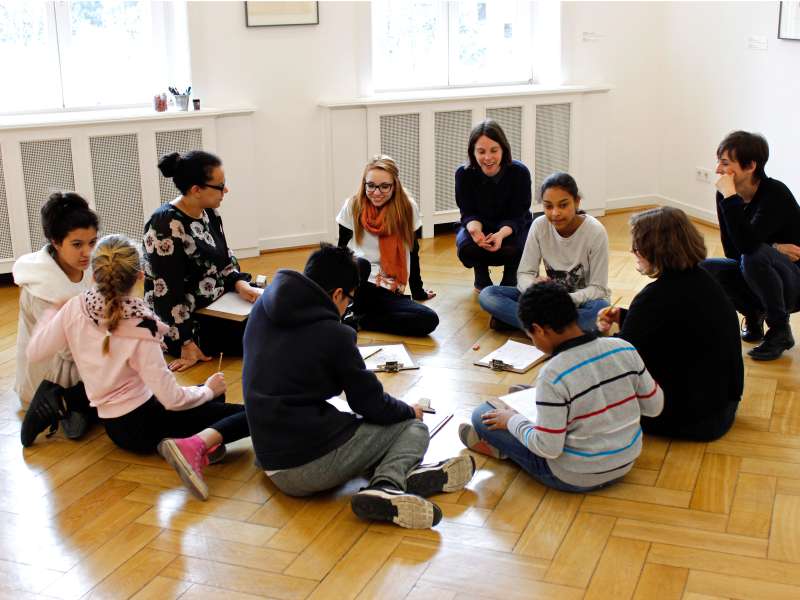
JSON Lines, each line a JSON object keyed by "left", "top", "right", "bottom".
{"left": 741, "top": 314, "right": 765, "bottom": 343}
{"left": 748, "top": 325, "right": 795, "bottom": 361}
{"left": 60, "top": 411, "right": 89, "bottom": 440}
{"left": 406, "top": 455, "right": 476, "bottom": 497}
{"left": 351, "top": 486, "right": 443, "bottom": 529}
{"left": 21, "top": 381, "right": 67, "bottom": 447}
{"left": 489, "top": 316, "right": 518, "bottom": 332}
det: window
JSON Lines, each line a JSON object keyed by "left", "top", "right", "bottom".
{"left": 371, "top": 1, "right": 544, "bottom": 92}
{"left": 0, "top": 1, "right": 189, "bottom": 114}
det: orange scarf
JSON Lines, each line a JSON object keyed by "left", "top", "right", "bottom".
{"left": 360, "top": 202, "right": 408, "bottom": 291}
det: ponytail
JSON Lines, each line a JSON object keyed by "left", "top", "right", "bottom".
{"left": 91, "top": 235, "right": 141, "bottom": 354}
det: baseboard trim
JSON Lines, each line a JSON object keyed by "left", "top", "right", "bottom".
{"left": 603, "top": 194, "right": 718, "bottom": 228}
{"left": 258, "top": 231, "right": 330, "bottom": 252}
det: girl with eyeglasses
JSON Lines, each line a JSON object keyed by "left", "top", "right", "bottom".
{"left": 335, "top": 155, "right": 439, "bottom": 336}
{"left": 144, "top": 151, "right": 255, "bottom": 372}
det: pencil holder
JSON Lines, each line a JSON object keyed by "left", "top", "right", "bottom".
{"left": 173, "top": 94, "right": 190, "bottom": 111}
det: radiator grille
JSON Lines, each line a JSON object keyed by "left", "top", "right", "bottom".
{"left": 486, "top": 106, "right": 523, "bottom": 162}
{"left": 90, "top": 133, "right": 145, "bottom": 239}
{"left": 534, "top": 103, "right": 571, "bottom": 196}
{"left": 155, "top": 128, "right": 203, "bottom": 203}
{"left": 379, "top": 113, "right": 420, "bottom": 204}
{"left": 434, "top": 109, "right": 472, "bottom": 212}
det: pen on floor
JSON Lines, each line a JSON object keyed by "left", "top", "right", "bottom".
{"left": 217, "top": 353, "right": 223, "bottom": 372}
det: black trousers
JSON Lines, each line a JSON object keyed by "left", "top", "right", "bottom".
{"left": 640, "top": 400, "right": 739, "bottom": 442}
{"left": 102, "top": 394, "right": 249, "bottom": 454}
{"left": 164, "top": 314, "right": 247, "bottom": 358}
{"left": 353, "top": 258, "right": 439, "bottom": 337}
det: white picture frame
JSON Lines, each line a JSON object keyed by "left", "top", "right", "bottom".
{"left": 245, "top": 2, "right": 319, "bottom": 27}
{"left": 778, "top": 2, "right": 800, "bottom": 40}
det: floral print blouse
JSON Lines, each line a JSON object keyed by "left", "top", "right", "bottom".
{"left": 143, "top": 202, "right": 250, "bottom": 355}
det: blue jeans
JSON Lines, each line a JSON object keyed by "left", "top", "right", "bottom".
{"left": 471, "top": 403, "right": 596, "bottom": 493}
{"left": 478, "top": 285, "right": 609, "bottom": 333}
{"left": 701, "top": 244, "right": 800, "bottom": 327}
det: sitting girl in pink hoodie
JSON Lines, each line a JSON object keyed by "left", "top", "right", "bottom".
{"left": 27, "top": 234, "right": 250, "bottom": 500}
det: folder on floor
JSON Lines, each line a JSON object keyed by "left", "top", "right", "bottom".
{"left": 474, "top": 339, "right": 547, "bottom": 373}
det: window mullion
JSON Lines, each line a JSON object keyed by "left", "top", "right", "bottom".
{"left": 47, "top": 1, "right": 68, "bottom": 109}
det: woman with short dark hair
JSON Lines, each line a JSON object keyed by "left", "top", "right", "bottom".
{"left": 455, "top": 119, "right": 533, "bottom": 290}
{"left": 597, "top": 207, "right": 744, "bottom": 440}
{"left": 144, "top": 151, "right": 254, "bottom": 372}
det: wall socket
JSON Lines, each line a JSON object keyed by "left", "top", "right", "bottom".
{"left": 695, "top": 167, "right": 713, "bottom": 183}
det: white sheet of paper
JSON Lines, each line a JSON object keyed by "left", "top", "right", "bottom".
{"left": 198, "top": 289, "right": 263, "bottom": 317}
{"left": 496, "top": 386, "right": 538, "bottom": 424}
{"left": 478, "top": 339, "right": 545, "bottom": 371}
{"left": 360, "top": 344, "right": 414, "bottom": 370}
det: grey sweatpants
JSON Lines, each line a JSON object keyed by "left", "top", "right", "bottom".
{"left": 269, "top": 419, "right": 429, "bottom": 496}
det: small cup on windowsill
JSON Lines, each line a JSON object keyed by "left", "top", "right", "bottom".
{"left": 173, "top": 94, "right": 190, "bottom": 111}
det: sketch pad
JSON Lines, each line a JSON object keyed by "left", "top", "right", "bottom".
{"left": 196, "top": 289, "right": 263, "bottom": 322}
{"left": 489, "top": 386, "right": 538, "bottom": 424}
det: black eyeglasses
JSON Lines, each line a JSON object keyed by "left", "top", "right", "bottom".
{"left": 203, "top": 182, "right": 226, "bottom": 192}
{"left": 329, "top": 288, "right": 355, "bottom": 308}
{"left": 365, "top": 182, "right": 393, "bottom": 193}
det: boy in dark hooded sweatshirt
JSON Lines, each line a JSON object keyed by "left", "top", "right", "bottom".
{"left": 243, "top": 243, "right": 474, "bottom": 529}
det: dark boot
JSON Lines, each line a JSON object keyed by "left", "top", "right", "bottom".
{"left": 21, "top": 381, "right": 67, "bottom": 447}
{"left": 740, "top": 313, "right": 765, "bottom": 343}
{"left": 473, "top": 265, "right": 492, "bottom": 291}
{"left": 748, "top": 324, "right": 795, "bottom": 361}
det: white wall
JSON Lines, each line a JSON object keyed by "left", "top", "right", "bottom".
{"left": 658, "top": 2, "right": 800, "bottom": 220}
{"left": 561, "top": 1, "right": 666, "bottom": 205}
{"left": 187, "top": 1, "right": 370, "bottom": 248}
{"left": 187, "top": 1, "right": 800, "bottom": 249}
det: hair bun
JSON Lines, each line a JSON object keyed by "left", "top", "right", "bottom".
{"left": 157, "top": 152, "right": 181, "bottom": 178}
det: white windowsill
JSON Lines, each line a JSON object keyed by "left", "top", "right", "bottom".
{"left": 0, "top": 105, "right": 257, "bottom": 131}
{"left": 319, "top": 84, "right": 612, "bottom": 109}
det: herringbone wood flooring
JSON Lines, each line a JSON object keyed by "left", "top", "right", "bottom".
{"left": 1, "top": 211, "right": 799, "bottom": 599}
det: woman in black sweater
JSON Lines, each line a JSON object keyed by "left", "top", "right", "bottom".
{"left": 455, "top": 119, "right": 533, "bottom": 291}
{"left": 597, "top": 207, "right": 743, "bottom": 441}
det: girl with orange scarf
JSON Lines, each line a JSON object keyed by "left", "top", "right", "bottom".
{"left": 336, "top": 156, "right": 439, "bottom": 336}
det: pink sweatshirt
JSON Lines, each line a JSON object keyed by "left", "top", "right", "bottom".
{"left": 27, "top": 293, "right": 213, "bottom": 419}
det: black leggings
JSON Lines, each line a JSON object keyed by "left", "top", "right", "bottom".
{"left": 102, "top": 394, "right": 249, "bottom": 454}
{"left": 164, "top": 315, "right": 247, "bottom": 358}
{"left": 352, "top": 258, "right": 439, "bottom": 336}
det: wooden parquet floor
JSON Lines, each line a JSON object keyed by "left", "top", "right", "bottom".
{"left": 1, "top": 210, "right": 799, "bottom": 599}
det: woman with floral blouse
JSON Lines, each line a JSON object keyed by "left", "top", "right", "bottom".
{"left": 144, "top": 151, "right": 256, "bottom": 372}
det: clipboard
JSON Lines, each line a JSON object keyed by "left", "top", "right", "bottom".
{"left": 474, "top": 339, "right": 547, "bottom": 374}
{"left": 359, "top": 344, "right": 419, "bottom": 373}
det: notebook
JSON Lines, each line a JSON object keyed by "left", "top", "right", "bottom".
{"left": 195, "top": 289, "right": 263, "bottom": 322}
{"left": 488, "top": 386, "right": 538, "bottom": 424}
{"left": 474, "top": 339, "right": 547, "bottom": 373}
{"left": 359, "top": 344, "right": 419, "bottom": 372}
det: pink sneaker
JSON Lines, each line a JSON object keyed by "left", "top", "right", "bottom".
{"left": 157, "top": 435, "right": 210, "bottom": 500}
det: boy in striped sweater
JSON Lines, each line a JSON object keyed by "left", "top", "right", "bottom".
{"left": 460, "top": 281, "right": 663, "bottom": 491}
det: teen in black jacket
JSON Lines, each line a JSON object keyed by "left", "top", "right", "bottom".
{"left": 242, "top": 244, "right": 474, "bottom": 529}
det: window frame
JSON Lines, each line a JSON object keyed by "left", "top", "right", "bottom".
{"left": 371, "top": 0, "right": 539, "bottom": 94}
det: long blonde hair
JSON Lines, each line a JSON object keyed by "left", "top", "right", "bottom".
{"left": 352, "top": 155, "right": 415, "bottom": 249}
{"left": 91, "top": 235, "right": 141, "bottom": 354}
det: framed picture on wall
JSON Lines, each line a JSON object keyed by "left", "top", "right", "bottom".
{"left": 778, "top": 2, "right": 800, "bottom": 40}
{"left": 245, "top": 2, "right": 319, "bottom": 27}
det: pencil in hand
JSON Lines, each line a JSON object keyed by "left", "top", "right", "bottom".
{"left": 217, "top": 353, "right": 223, "bottom": 372}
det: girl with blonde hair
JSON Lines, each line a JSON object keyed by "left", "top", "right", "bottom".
{"left": 336, "top": 155, "right": 438, "bottom": 336}
{"left": 27, "top": 235, "right": 250, "bottom": 500}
